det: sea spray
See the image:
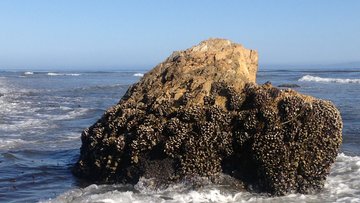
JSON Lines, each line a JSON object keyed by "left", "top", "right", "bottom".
{"left": 299, "top": 75, "right": 360, "bottom": 84}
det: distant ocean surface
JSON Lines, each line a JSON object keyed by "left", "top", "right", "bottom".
{"left": 0, "top": 69, "right": 359, "bottom": 202}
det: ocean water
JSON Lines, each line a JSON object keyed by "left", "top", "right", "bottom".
{"left": 0, "top": 69, "right": 359, "bottom": 202}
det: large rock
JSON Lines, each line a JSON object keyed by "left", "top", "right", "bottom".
{"left": 73, "top": 39, "right": 342, "bottom": 195}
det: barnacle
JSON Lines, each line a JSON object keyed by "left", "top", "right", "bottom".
{"left": 74, "top": 40, "right": 342, "bottom": 196}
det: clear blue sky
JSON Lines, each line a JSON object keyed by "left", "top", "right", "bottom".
{"left": 0, "top": 0, "right": 359, "bottom": 70}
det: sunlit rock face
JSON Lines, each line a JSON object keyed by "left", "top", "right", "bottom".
{"left": 73, "top": 39, "right": 342, "bottom": 196}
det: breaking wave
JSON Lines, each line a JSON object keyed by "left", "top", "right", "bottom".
{"left": 133, "top": 73, "right": 144, "bottom": 77}
{"left": 299, "top": 75, "right": 360, "bottom": 84}
{"left": 43, "top": 153, "right": 360, "bottom": 203}
{"left": 47, "top": 72, "right": 81, "bottom": 76}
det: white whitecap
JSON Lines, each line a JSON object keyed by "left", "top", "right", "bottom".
{"left": 133, "top": 73, "right": 144, "bottom": 77}
{"left": 24, "top": 71, "right": 34, "bottom": 75}
{"left": 47, "top": 72, "right": 62, "bottom": 76}
{"left": 47, "top": 72, "right": 81, "bottom": 76}
{"left": 45, "top": 153, "right": 360, "bottom": 203}
{"left": 65, "top": 73, "right": 81, "bottom": 76}
{"left": 324, "top": 153, "right": 360, "bottom": 198}
{"left": 299, "top": 75, "right": 360, "bottom": 84}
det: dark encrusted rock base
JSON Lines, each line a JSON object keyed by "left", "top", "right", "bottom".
{"left": 73, "top": 82, "right": 342, "bottom": 195}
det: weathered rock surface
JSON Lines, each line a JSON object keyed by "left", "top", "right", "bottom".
{"left": 73, "top": 39, "right": 342, "bottom": 195}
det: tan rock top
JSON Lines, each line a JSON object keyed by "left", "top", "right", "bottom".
{"left": 126, "top": 38, "right": 258, "bottom": 106}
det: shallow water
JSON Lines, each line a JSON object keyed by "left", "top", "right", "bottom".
{"left": 0, "top": 68, "right": 359, "bottom": 202}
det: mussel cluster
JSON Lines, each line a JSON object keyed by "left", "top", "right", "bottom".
{"left": 73, "top": 82, "right": 342, "bottom": 195}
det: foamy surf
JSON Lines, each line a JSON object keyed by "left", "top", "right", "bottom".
{"left": 0, "top": 78, "right": 89, "bottom": 134}
{"left": 43, "top": 153, "right": 360, "bottom": 203}
{"left": 299, "top": 75, "right": 360, "bottom": 84}
{"left": 1, "top": 69, "right": 359, "bottom": 202}
{"left": 133, "top": 73, "right": 144, "bottom": 77}
{"left": 24, "top": 71, "right": 34, "bottom": 75}
{"left": 47, "top": 72, "right": 81, "bottom": 76}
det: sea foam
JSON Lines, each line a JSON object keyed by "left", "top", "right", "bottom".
{"left": 24, "top": 71, "right": 34, "bottom": 75}
{"left": 299, "top": 75, "right": 360, "bottom": 84}
{"left": 133, "top": 73, "right": 144, "bottom": 77}
{"left": 47, "top": 72, "right": 81, "bottom": 76}
{"left": 44, "top": 153, "right": 360, "bottom": 203}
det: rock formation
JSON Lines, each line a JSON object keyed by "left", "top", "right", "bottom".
{"left": 73, "top": 38, "right": 342, "bottom": 195}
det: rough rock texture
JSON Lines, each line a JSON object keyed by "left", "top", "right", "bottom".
{"left": 124, "top": 38, "right": 258, "bottom": 108}
{"left": 73, "top": 39, "right": 342, "bottom": 195}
